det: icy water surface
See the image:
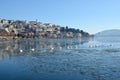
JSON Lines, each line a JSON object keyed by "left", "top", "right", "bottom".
{"left": 0, "top": 37, "right": 120, "bottom": 80}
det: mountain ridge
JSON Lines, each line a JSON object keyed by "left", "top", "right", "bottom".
{"left": 95, "top": 29, "right": 120, "bottom": 37}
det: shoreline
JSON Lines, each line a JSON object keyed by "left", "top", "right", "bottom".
{"left": 0, "top": 35, "right": 94, "bottom": 41}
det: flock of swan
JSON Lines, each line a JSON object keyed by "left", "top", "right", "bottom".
{"left": 19, "top": 44, "right": 113, "bottom": 53}
{"left": 20, "top": 48, "right": 35, "bottom": 53}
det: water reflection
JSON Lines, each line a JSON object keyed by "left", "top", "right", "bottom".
{"left": 0, "top": 38, "right": 90, "bottom": 60}
{"left": 1, "top": 37, "right": 120, "bottom": 80}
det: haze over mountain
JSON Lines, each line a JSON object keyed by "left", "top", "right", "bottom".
{"left": 95, "top": 29, "right": 120, "bottom": 37}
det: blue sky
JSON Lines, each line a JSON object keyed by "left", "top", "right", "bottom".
{"left": 0, "top": 0, "right": 120, "bottom": 34}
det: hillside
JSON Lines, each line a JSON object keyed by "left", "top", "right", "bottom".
{"left": 95, "top": 29, "right": 120, "bottom": 37}
{"left": 0, "top": 18, "right": 90, "bottom": 38}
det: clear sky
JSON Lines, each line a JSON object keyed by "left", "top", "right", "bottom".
{"left": 0, "top": 0, "right": 120, "bottom": 34}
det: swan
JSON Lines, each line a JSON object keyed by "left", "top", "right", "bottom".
{"left": 31, "top": 48, "right": 35, "bottom": 51}
{"left": 20, "top": 49, "right": 23, "bottom": 52}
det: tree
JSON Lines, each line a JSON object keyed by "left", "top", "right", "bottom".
{"left": 60, "top": 27, "right": 65, "bottom": 32}
{"left": 66, "top": 26, "right": 68, "bottom": 32}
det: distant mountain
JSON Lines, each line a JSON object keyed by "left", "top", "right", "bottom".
{"left": 95, "top": 29, "right": 120, "bottom": 37}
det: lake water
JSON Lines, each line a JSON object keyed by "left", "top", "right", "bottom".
{"left": 0, "top": 36, "right": 120, "bottom": 80}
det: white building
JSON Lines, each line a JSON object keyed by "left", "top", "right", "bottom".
{"left": 1, "top": 19, "right": 9, "bottom": 24}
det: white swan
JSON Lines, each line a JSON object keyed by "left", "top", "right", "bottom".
{"left": 31, "top": 48, "right": 35, "bottom": 51}
{"left": 20, "top": 49, "right": 23, "bottom": 52}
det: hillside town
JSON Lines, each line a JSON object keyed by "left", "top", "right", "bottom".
{"left": 0, "top": 18, "right": 90, "bottom": 39}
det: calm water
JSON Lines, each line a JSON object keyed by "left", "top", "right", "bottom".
{"left": 0, "top": 37, "right": 120, "bottom": 80}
